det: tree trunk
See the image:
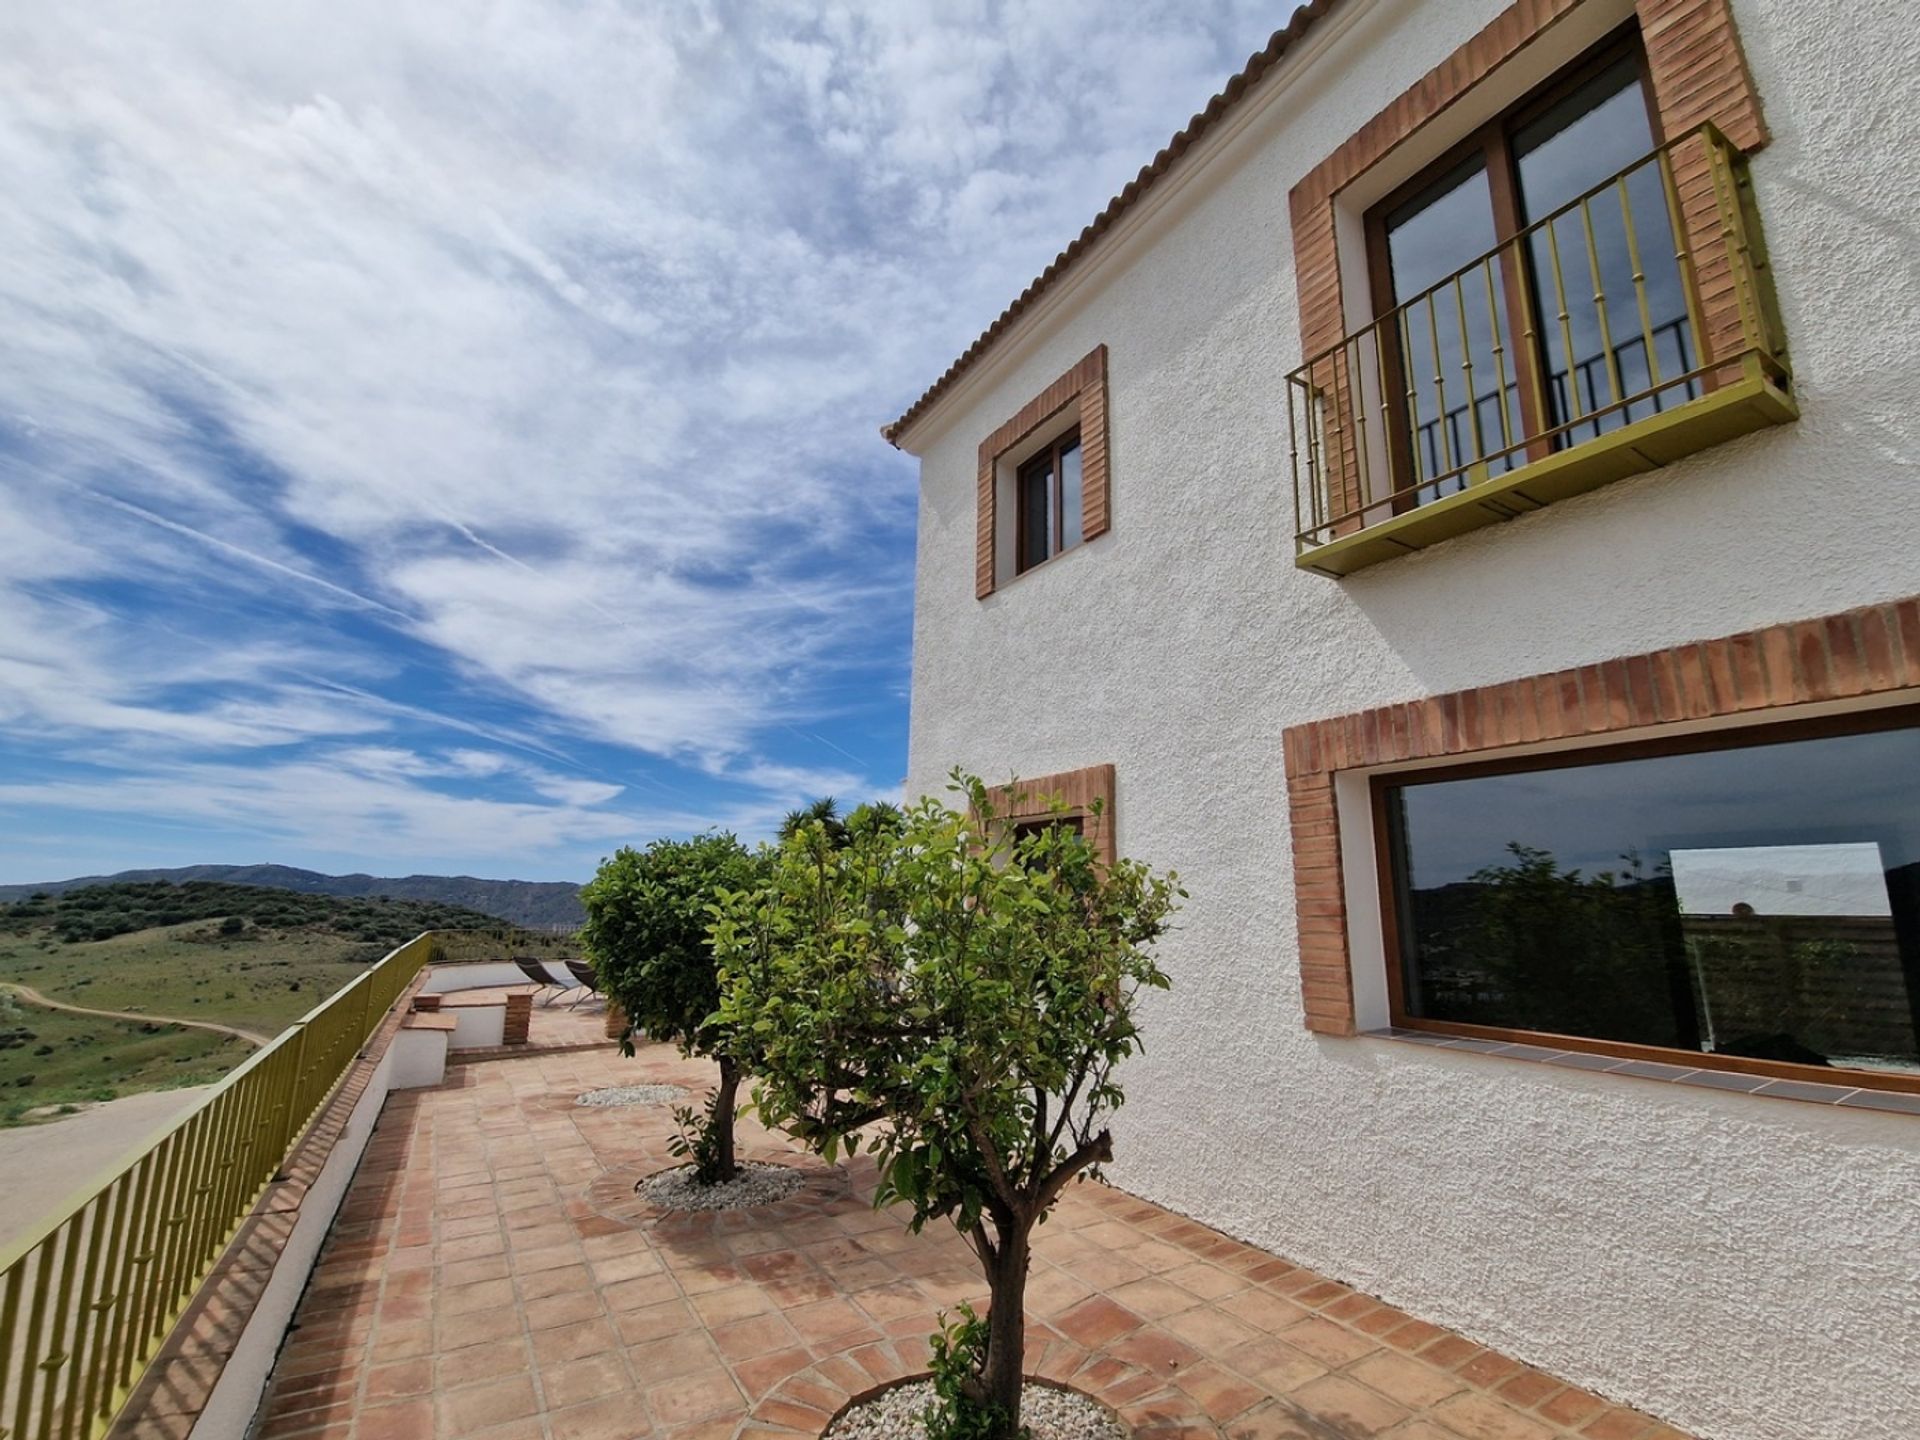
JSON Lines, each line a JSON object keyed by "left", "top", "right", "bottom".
{"left": 712, "top": 1054, "right": 740, "bottom": 1183}
{"left": 978, "top": 1212, "right": 1034, "bottom": 1436}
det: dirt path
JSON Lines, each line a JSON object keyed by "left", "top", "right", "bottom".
{"left": 0, "top": 1086, "right": 217, "bottom": 1249}
{"left": 0, "top": 981, "right": 273, "bottom": 1047}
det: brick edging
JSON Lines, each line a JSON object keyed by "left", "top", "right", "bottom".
{"left": 986, "top": 763, "right": 1117, "bottom": 866}
{"left": 975, "top": 346, "right": 1110, "bottom": 599}
{"left": 1282, "top": 598, "right": 1920, "bottom": 1035}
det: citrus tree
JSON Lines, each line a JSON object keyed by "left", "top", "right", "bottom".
{"left": 713, "top": 773, "right": 1180, "bottom": 1435}
{"left": 579, "top": 832, "right": 763, "bottom": 1182}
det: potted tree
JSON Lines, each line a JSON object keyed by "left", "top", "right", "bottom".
{"left": 714, "top": 774, "right": 1180, "bottom": 1436}
{"left": 580, "top": 832, "right": 763, "bottom": 1183}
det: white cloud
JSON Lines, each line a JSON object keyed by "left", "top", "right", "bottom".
{"left": 0, "top": 0, "right": 1280, "bottom": 872}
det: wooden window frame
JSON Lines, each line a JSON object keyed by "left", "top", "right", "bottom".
{"left": 1367, "top": 703, "right": 1920, "bottom": 1093}
{"left": 975, "top": 346, "right": 1111, "bottom": 599}
{"left": 1014, "top": 427, "right": 1083, "bottom": 576}
{"left": 1361, "top": 27, "right": 1666, "bottom": 495}
{"left": 1287, "top": 0, "right": 1771, "bottom": 523}
{"left": 1280, "top": 595, "right": 1920, "bottom": 1100}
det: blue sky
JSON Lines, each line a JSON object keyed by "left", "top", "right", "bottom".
{"left": 0, "top": 1, "right": 1281, "bottom": 884}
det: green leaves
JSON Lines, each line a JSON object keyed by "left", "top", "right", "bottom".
{"left": 579, "top": 832, "right": 765, "bottom": 1058}
{"left": 713, "top": 771, "right": 1181, "bottom": 1233}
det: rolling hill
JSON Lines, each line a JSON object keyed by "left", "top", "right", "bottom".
{"left": 0, "top": 864, "right": 585, "bottom": 929}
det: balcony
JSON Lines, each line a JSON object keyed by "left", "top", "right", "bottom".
{"left": 1287, "top": 124, "right": 1794, "bottom": 577}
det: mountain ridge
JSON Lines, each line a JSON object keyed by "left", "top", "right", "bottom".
{"left": 0, "top": 864, "right": 585, "bottom": 929}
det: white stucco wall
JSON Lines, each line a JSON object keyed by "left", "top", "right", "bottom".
{"left": 900, "top": 2, "right": 1920, "bottom": 1438}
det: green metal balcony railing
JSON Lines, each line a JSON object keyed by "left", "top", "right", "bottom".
{"left": 0, "top": 933, "right": 433, "bottom": 1440}
{"left": 1287, "top": 123, "right": 1794, "bottom": 576}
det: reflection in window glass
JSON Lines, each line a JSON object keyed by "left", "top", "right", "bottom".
{"left": 1059, "top": 439, "right": 1083, "bottom": 550}
{"left": 1513, "top": 56, "right": 1697, "bottom": 442}
{"left": 1016, "top": 450, "right": 1053, "bottom": 573}
{"left": 1386, "top": 721, "right": 1920, "bottom": 1075}
{"left": 1384, "top": 158, "right": 1522, "bottom": 498}
{"left": 1013, "top": 430, "right": 1082, "bottom": 575}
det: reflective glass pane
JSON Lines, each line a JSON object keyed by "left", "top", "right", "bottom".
{"left": 1515, "top": 56, "right": 1696, "bottom": 442}
{"left": 1384, "top": 158, "right": 1523, "bottom": 498}
{"left": 1389, "top": 722, "right": 1920, "bottom": 1076}
{"left": 1016, "top": 454, "right": 1052, "bottom": 572}
{"left": 1059, "top": 437, "right": 1083, "bottom": 551}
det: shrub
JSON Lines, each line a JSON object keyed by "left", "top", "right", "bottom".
{"left": 580, "top": 833, "right": 765, "bottom": 1183}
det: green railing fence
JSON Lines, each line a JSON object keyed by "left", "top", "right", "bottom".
{"left": 0, "top": 932, "right": 433, "bottom": 1440}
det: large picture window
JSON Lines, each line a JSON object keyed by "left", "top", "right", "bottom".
{"left": 1380, "top": 713, "right": 1920, "bottom": 1080}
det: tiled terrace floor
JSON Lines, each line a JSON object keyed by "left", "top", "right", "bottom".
{"left": 258, "top": 1041, "right": 1695, "bottom": 1440}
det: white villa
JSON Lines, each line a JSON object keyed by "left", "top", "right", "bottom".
{"left": 887, "top": 2, "right": 1920, "bottom": 1438}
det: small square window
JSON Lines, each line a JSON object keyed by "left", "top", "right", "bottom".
{"left": 1015, "top": 429, "right": 1083, "bottom": 574}
{"left": 973, "top": 346, "right": 1109, "bottom": 598}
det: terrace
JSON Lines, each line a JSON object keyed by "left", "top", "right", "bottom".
{"left": 2, "top": 938, "right": 1700, "bottom": 1440}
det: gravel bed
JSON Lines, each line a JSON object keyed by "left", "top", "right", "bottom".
{"left": 635, "top": 1161, "right": 805, "bottom": 1211}
{"left": 574, "top": 1084, "right": 689, "bottom": 1108}
{"left": 825, "top": 1380, "right": 1124, "bottom": 1440}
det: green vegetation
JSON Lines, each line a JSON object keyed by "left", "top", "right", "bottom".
{"left": 0, "top": 989, "right": 251, "bottom": 1127}
{"left": 1, "top": 879, "right": 507, "bottom": 946}
{"left": 580, "top": 832, "right": 766, "bottom": 1183}
{"left": 0, "top": 880, "right": 554, "bottom": 1123}
{"left": 0, "top": 883, "right": 519, "bottom": 1037}
{"left": 715, "top": 773, "right": 1181, "bottom": 1436}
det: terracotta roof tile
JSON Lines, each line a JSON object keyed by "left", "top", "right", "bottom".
{"left": 882, "top": 0, "right": 1344, "bottom": 446}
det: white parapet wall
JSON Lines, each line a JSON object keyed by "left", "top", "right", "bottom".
{"left": 192, "top": 1045, "right": 397, "bottom": 1439}
{"left": 419, "top": 960, "right": 529, "bottom": 994}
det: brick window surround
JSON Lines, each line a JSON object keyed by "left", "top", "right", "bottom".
{"left": 976, "top": 346, "right": 1111, "bottom": 599}
{"left": 1282, "top": 597, "right": 1920, "bottom": 1063}
{"left": 1288, "top": 0, "right": 1768, "bottom": 409}
{"left": 985, "top": 763, "right": 1116, "bottom": 866}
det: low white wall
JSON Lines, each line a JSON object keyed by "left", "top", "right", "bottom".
{"left": 390, "top": 1027, "right": 449, "bottom": 1090}
{"left": 446, "top": 1005, "right": 505, "bottom": 1050}
{"left": 196, "top": 1046, "right": 396, "bottom": 1440}
{"left": 419, "top": 961, "right": 528, "bottom": 994}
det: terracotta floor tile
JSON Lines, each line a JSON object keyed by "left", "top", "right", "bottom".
{"left": 438, "top": 1337, "right": 530, "bottom": 1391}
{"left": 524, "top": 1289, "right": 607, "bottom": 1332}
{"left": 1538, "top": 1386, "right": 1609, "bottom": 1428}
{"left": 691, "top": 1285, "right": 776, "bottom": 1327}
{"left": 1349, "top": 1351, "right": 1468, "bottom": 1409}
{"left": 1428, "top": 1391, "right": 1556, "bottom": 1440}
{"left": 1224, "top": 1399, "right": 1339, "bottom": 1440}
{"left": 711, "top": 1312, "right": 798, "bottom": 1361}
{"left": 1171, "top": 1360, "right": 1267, "bottom": 1420}
{"left": 646, "top": 1366, "right": 744, "bottom": 1424}
{"left": 363, "top": 1357, "right": 433, "bottom": 1402}
{"left": 1290, "top": 1374, "right": 1410, "bottom": 1436}
{"left": 520, "top": 1320, "right": 617, "bottom": 1377}
{"left": 1281, "top": 1315, "right": 1378, "bottom": 1367}
{"left": 232, "top": 1041, "right": 1700, "bottom": 1440}
{"left": 547, "top": 1393, "right": 655, "bottom": 1440}
{"left": 627, "top": 1331, "right": 722, "bottom": 1383}
{"left": 538, "top": 1350, "right": 631, "bottom": 1409}
{"left": 356, "top": 1399, "right": 435, "bottom": 1440}
{"left": 1581, "top": 1408, "right": 1660, "bottom": 1440}
{"left": 1054, "top": 1294, "right": 1147, "bottom": 1348}
{"left": 1160, "top": 1304, "right": 1263, "bottom": 1354}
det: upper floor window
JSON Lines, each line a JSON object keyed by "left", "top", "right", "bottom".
{"left": 974, "top": 346, "right": 1110, "bottom": 599}
{"left": 1285, "top": 10, "right": 1790, "bottom": 576}
{"left": 1016, "top": 429, "right": 1083, "bottom": 574}
{"left": 1370, "top": 37, "right": 1692, "bottom": 504}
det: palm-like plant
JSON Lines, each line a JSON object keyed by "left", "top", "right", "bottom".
{"left": 779, "top": 796, "right": 848, "bottom": 847}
